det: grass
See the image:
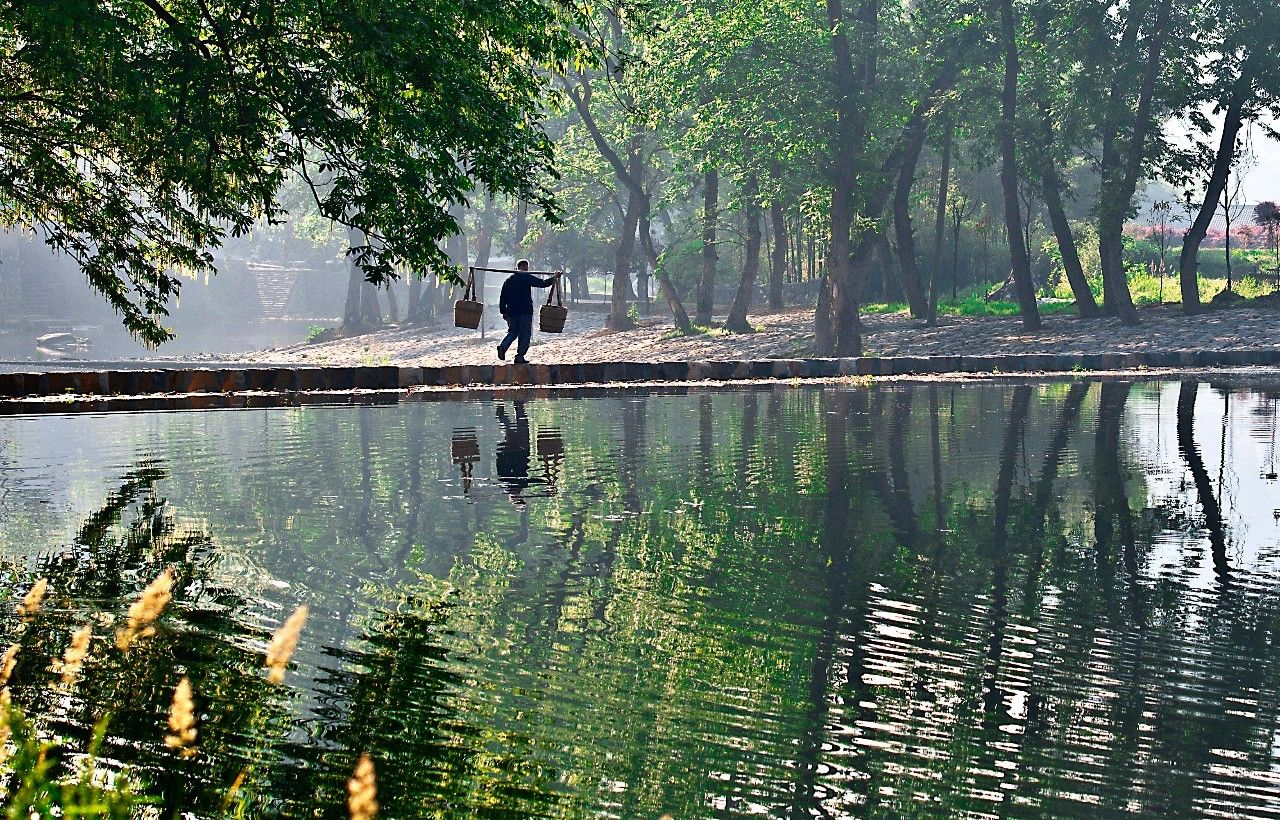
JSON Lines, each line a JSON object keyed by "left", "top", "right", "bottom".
{"left": 862, "top": 294, "right": 1078, "bottom": 318}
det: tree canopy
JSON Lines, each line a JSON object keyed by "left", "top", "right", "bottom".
{"left": 0, "top": 0, "right": 586, "bottom": 343}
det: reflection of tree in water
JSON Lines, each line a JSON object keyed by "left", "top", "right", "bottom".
{"left": 1, "top": 462, "right": 294, "bottom": 816}
{"left": 12, "top": 387, "right": 1280, "bottom": 816}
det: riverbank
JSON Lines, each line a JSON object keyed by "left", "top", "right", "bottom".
{"left": 241, "top": 301, "right": 1280, "bottom": 367}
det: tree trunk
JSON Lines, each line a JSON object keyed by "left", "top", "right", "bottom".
{"left": 1180, "top": 95, "right": 1245, "bottom": 311}
{"left": 726, "top": 178, "right": 762, "bottom": 333}
{"left": 815, "top": 276, "right": 834, "bottom": 354}
{"left": 1042, "top": 170, "right": 1099, "bottom": 317}
{"left": 638, "top": 213, "right": 692, "bottom": 334}
{"left": 928, "top": 120, "right": 953, "bottom": 325}
{"left": 513, "top": 199, "right": 528, "bottom": 254}
{"left": 770, "top": 198, "right": 786, "bottom": 309}
{"left": 1097, "top": 0, "right": 1170, "bottom": 324}
{"left": 891, "top": 141, "right": 929, "bottom": 318}
{"left": 996, "top": 0, "right": 1042, "bottom": 330}
{"left": 385, "top": 282, "right": 400, "bottom": 324}
{"left": 697, "top": 168, "right": 719, "bottom": 326}
{"left": 406, "top": 276, "right": 424, "bottom": 323}
{"left": 360, "top": 281, "right": 382, "bottom": 325}
{"left": 343, "top": 264, "right": 363, "bottom": 328}
{"left": 608, "top": 193, "right": 640, "bottom": 331}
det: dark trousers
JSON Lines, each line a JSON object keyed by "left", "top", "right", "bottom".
{"left": 499, "top": 313, "right": 533, "bottom": 359}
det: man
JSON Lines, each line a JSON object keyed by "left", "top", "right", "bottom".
{"left": 497, "top": 260, "right": 561, "bottom": 364}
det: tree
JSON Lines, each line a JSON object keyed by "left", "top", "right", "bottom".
{"left": 0, "top": 0, "right": 585, "bottom": 344}
{"left": 994, "top": 0, "right": 1042, "bottom": 329}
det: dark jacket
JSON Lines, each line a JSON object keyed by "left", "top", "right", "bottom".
{"left": 499, "top": 271, "right": 555, "bottom": 316}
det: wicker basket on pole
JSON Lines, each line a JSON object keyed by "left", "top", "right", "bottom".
{"left": 454, "top": 267, "right": 483, "bottom": 329}
{"left": 539, "top": 275, "right": 567, "bottom": 333}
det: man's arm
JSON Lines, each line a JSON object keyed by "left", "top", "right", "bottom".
{"left": 532, "top": 271, "right": 563, "bottom": 288}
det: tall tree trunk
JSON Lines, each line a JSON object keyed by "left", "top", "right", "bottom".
{"left": 343, "top": 264, "right": 363, "bottom": 328}
{"left": 360, "top": 280, "right": 382, "bottom": 325}
{"left": 891, "top": 140, "right": 929, "bottom": 318}
{"left": 697, "top": 168, "right": 719, "bottom": 325}
{"left": 1180, "top": 94, "right": 1245, "bottom": 312}
{"left": 638, "top": 212, "right": 692, "bottom": 333}
{"left": 1042, "top": 171, "right": 1100, "bottom": 317}
{"left": 996, "top": 0, "right": 1042, "bottom": 330}
{"left": 343, "top": 228, "right": 365, "bottom": 328}
{"left": 726, "top": 178, "right": 762, "bottom": 333}
{"left": 770, "top": 197, "right": 787, "bottom": 310}
{"left": 815, "top": 277, "right": 834, "bottom": 354}
{"left": 928, "top": 120, "right": 953, "bottom": 325}
{"left": 513, "top": 199, "right": 528, "bottom": 255}
{"left": 385, "top": 282, "right": 399, "bottom": 324}
{"left": 1097, "top": 0, "right": 1170, "bottom": 324}
{"left": 609, "top": 193, "right": 640, "bottom": 331}
{"left": 822, "top": 0, "right": 879, "bottom": 356}
{"left": 406, "top": 275, "right": 424, "bottom": 323}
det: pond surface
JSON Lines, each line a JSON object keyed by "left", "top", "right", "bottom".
{"left": 3, "top": 380, "right": 1280, "bottom": 818}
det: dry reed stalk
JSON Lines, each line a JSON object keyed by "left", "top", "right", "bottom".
{"left": 347, "top": 753, "right": 378, "bottom": 820}
{"left": 265, "top": 604, "right": 308, "bottom": 685}
{"left": 164, "top": 676, "right": 197, "bottom": 756}
{"left": 0, "top": 644, "right": 17, "bottom": 688}
{"left": 17, "top": 578, "right": 47, "bottom": 617}
{"left": 115, "top": 568, "right": 174, "bottom": 650}
{"left": 55, "top": 624, "right": 92, "bottom": 686}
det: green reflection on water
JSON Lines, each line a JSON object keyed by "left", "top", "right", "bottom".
{"left": 2, "top": 381, "right": 1280, "bottom": 818}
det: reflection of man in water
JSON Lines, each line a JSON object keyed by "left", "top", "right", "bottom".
{"left": 496, "top": 401, "right": 533, "bottom": 506}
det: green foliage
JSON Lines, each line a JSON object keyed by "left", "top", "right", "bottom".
{"left": 1, "top": 708, "right": 141, "bottom": 818}
{"left": 0, "top": 0, "right": 588, "bottom": 344}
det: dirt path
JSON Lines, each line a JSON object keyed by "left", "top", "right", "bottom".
{"left": 241, "top": 303, "right": 1280, "bottom": 367}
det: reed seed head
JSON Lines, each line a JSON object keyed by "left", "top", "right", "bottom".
{"left": 55, "top": 624, "right": 92, "bottom": 686}
{"left": 347, "top": 753, "right": 378, "bottom": 820}
{"left": 164, "top": 675, "right": 197, "bottom": 757}
{"left": 17, "top": 578, "right": 47, "bottom": 617}
{"left": 0, "top": 644, "right": 17, "bottom": 688}
{"left": 265, "top": 604, "right": 308, "bottom": 685}
{"left": 116, "top": 568, "right": 174, "bottom": 651}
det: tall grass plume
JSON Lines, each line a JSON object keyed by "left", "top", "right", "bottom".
{"left": 17, "top": 578, "right": 47, "bottom": 617}
{"left": 55, "top": 624, "right": 92, "bottom": 686}
{"left": 347, "top": 753, "right": 378, "bottom": 820}
{"left": 116, "top": 568, "right": 174, "bottom": 650}
{"left": 265, "top": 604, "right": 308, "bottom": 685}
{"left": 164, "top": 676, "right": 197, "bottom": 757}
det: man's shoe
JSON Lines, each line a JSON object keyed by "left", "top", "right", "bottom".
{"left": 513, "top": 357, "right": 528, "bottom": 365}
{"left": 496, "top": 345, "right": 506, "bottom": 361}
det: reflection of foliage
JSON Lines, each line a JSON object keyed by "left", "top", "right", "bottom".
{"left": 8, "top": 386, "right": 1280, "bottom": 816}
{"left": 1, "top": 464, "right": 296, "bottom": 816}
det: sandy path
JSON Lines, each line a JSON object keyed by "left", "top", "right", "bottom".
{"left": 241, "top": 303, "right": 1280, "bottom": 367}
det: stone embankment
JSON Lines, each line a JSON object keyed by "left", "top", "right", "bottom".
{"left": 3, "top": 347, "right": 1280, "bottom": 411}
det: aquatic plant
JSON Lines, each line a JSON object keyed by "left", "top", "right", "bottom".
{"left": 164, "top": 676, "right": 198, "bottom": 757}
{"left": 115, "top": 568, "right": 174, "bottom": 650}
{"left": 53, "top": 624, "right": 91, "bottom": 686}
{"left": 16, "top": 579, "right": 46, "bottom": 618}
{"left": 347, "top": 753, "right": 379, "bottom": 820}
{"left": 265, "top": 604, "right": 309, "bottom": 685}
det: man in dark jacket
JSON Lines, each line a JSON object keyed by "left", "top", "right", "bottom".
{"left": 497, "top": 260, "right": 561, "bottom": 364}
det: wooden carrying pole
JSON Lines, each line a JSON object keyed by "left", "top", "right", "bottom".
{"left": 470, "top": 266, "right": 561, "bottom": 276}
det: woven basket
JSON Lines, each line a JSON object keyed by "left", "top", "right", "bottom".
{"left": 453, "top": 267, "right": 483, "bottom": 329}
{"left": 539, "top": 277, "right": 567, "bottom": 333}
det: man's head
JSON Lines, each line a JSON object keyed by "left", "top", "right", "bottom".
{"left": 516, "top": 259, "right": 529, "bottom": 271}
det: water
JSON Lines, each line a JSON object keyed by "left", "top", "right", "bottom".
{"left": 3, "top": 380, "right": 1280, "bottom": 817}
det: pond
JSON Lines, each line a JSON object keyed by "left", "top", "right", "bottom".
{"left": 2, "top": 380, "right": 1280, "bottom": 818}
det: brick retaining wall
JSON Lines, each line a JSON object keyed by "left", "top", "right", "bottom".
{"left": 3, "top": 348, "right": 1280, "bottom": 404}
